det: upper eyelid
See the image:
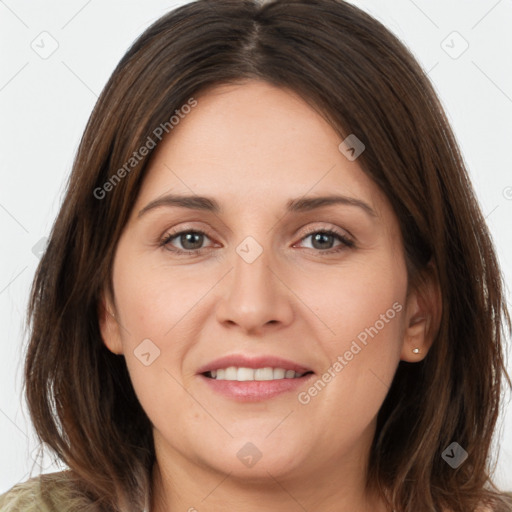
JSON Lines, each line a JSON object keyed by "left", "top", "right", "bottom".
{"left": 298, "top": 224, "right": 352, "bottom": 239}
{"left": 163, "top": 222, "right": 350, "bottom": 237}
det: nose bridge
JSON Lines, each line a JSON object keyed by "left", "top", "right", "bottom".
{"left": 231, "top": 235, "right": 277, "bottom": 308}
{"left": 215, "top": 232, "right": 294, "bottom": 332}
{"left": 234, "top": 236, "right": 272, "bottom": 293}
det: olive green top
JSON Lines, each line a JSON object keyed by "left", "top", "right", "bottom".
{"left": 0, "top": 471, "right": 96, "bottom": 512}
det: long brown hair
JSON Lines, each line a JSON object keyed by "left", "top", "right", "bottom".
{"left": 23, "top": 0, "right": 512, "bottom": 510}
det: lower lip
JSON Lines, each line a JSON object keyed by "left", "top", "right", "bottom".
{"left": 198, "top": 373, "right": 315, "bottom": 402}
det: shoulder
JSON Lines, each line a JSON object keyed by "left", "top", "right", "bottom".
{"left": 438, "top": 494, "right": 512, "bottom": 512}
{"left": 475, "top": 492, "right": 512, "bottom": 512}
{"left": 0, "top": 471, "right": 91, "bottom": 512}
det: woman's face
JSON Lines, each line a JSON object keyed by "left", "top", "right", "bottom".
{"left": 101, "top": 80, "right": 426, "bottom": 484}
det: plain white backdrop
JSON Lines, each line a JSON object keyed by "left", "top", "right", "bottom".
{"left": 1, "top": 0, "right": 511, "bottom": 495}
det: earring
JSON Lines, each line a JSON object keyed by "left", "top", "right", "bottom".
{"left": 412, "top": 347, "right": 420, "bottom": 354}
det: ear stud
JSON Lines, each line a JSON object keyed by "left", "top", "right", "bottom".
{"left": 412, "top": 347, "right": 420, "bottom": 354}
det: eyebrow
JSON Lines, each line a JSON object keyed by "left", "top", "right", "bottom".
{"left": 137, "top": 193, "right": 377, "bottom": 218}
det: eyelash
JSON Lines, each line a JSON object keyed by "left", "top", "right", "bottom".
{"left": 159, "top": 226, "right": 355, "bottom": 256}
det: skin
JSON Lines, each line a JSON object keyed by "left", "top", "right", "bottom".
{"left": 99, "top": 80, "right": 441, "bottom": 512}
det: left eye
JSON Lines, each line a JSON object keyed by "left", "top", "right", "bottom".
{"left": 296, "top": 229, "right": 354, "bottom": 251}
{"left": 160, "top": 228, "right": 354, "bottom": 255}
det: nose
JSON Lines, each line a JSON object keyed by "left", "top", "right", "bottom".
{"left": 215, "top": 243, "right": 294, "bottom": 335}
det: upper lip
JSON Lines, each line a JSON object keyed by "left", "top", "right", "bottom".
{"left": 196, "top": 354, "right": 314, "bottom": 375}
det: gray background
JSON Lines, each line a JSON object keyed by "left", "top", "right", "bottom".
{"left": 1, "top": 0, "right": 511, "bottom": 494}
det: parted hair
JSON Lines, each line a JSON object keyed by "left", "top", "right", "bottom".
{"left": 16, "top": 0, "right": 512, "bottom": 511}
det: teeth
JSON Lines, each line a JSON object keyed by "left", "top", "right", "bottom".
{"left": 225, "top": 367, "right": 238, "bottom": 380}
{"left": 238, "top": 367, "right": 256, "bottom": 381}
{"left": 273, "top": 368, "right": 286, "bottom": 379}
{"left": 253, "top": 367, "right": 273, "bottom": 380}
{"left": 208, "top": 366, "right": 307, "bottom": 381}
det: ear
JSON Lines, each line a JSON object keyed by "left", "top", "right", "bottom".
{"left": 98, "top": 290, "right": 124, "bottom": 355}
{"left": 400, "top": 260, "right": 442, "bottom": 362}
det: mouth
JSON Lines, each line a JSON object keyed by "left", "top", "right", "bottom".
{"left": 196, "top": 354, "right": 315, "bottom": 402}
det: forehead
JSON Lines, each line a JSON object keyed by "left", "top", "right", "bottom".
{"left": 134, "top": 80, "right": 387, "bottom": 220}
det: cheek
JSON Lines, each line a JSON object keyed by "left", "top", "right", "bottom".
{"left": 110, "top": 248, "right": 189, "bottom": 403}
{"left": 301, "top": 248, "right": 407, "bottom": 347}
{"left": 113, "top": 241, "right": 209, "bottom": 341}
{"left": 296, "top": 249, "right": 406, "bottom": 418}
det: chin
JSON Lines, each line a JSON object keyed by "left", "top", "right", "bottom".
{"left": 198, "top": 437, "right": 309, "bottom": 482}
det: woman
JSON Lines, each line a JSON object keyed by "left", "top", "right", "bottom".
{"left": 1, "top": 0, "right": 511, "bottom": 511}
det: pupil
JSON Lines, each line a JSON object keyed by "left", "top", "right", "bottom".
{"left": 312, "top": 232, "right": 333, "bottom": 250}
{"left": 181, "top": 232, "right": 203, "bottom": 250}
